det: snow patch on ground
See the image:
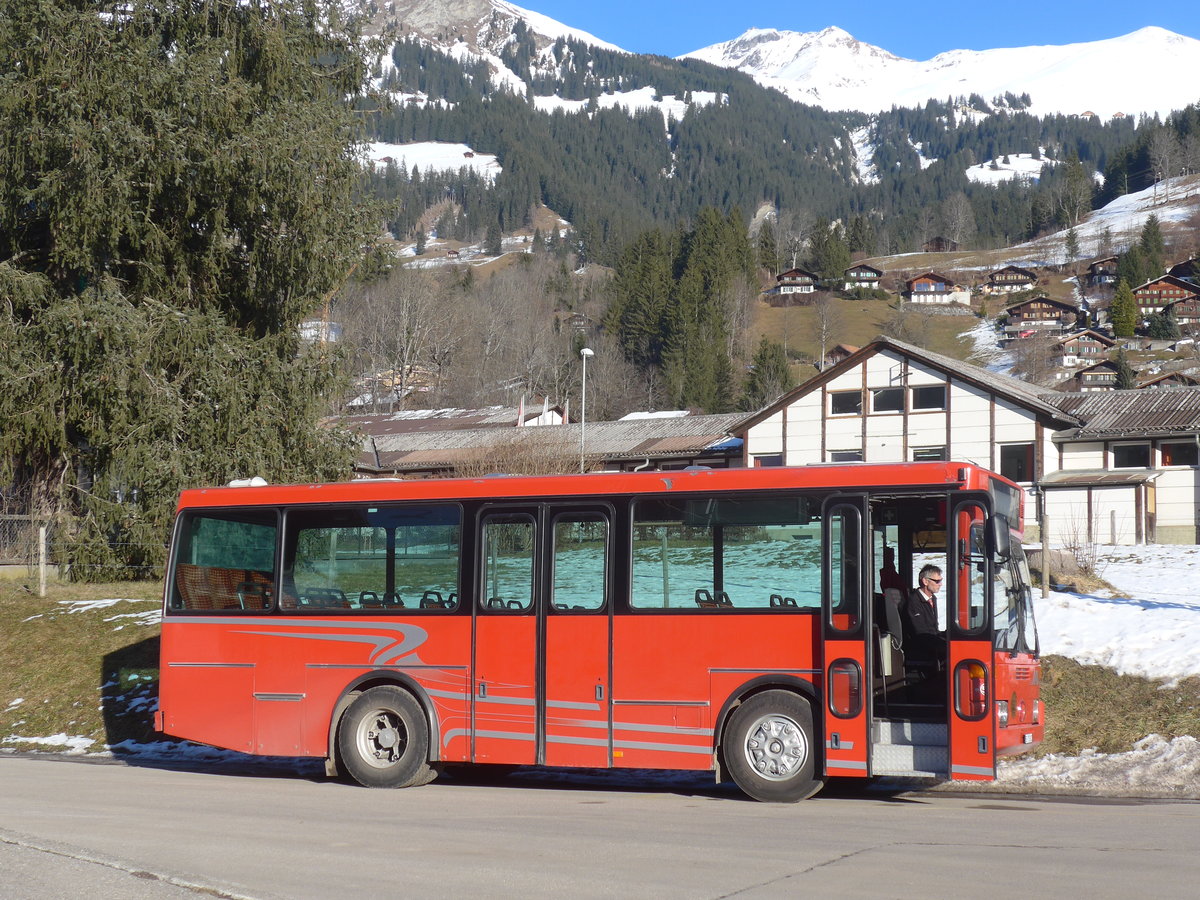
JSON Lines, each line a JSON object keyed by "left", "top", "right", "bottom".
{"left": 532, "top": 88, "right": 721, "bottom": 127}
{"left": 363, "top": 141, "right": 502, "bottom": 181}
{"left": 966, "top": 151, "right": 1056, "bottom": 185}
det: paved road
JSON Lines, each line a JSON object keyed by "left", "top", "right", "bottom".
{"left": 2, "top": 755, "right": 1198, "bottom": 899}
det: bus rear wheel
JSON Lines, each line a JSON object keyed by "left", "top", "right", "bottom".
{"left": 723, "top": 690, "right": 822, "bottom": 802}
{"left": 336, "top": 687, "right": 431, "bottom": 789}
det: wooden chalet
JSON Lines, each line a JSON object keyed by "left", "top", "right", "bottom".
{"left": 842, "top": 264, "right": 882, "bottom": 291}
{"left": 1051, "top": 330, "right": 1115, "bottom": 368}
{"left": 1002, "top": 296, "right": 1080, "bottom": 337}
{"left": 1071, "top": 360, "right": 1121, "bottom": 391}
{"left": 769, "top": 267, "right": 820, "bottom": 302}
{"left": 1163, "top": 295, "right": 1200, "bottom": 329}
{"left": 904, "top": 272, "right": 965, "bottom": 305}
{"left": 986, "top": 264, "right": 1037, "bottom": 293}
{"left": 1167, "top": 257, "right": 1200, "bottom": 284}
{"left": 1133, "top": 275, "right": 1200, "bottom": 317}
{"left": 1140, "top": 370, "right": 1200, "bottom": 389}
{"left": 922, "top": 236, "right": 958, "bottom": 253}
{"left": 821, "top": 343, "right": 860, "bottom": 370}
{"left": 1087, "top": 257, "right": 1118, "bottom": 287}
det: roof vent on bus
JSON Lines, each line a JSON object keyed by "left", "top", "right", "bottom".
{"left": 226, "top": 476, "right": 268, "bottom": 487}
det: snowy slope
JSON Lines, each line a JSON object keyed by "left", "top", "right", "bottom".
{"left": 683, "top": 25, "right": 1200, "bottom": 118}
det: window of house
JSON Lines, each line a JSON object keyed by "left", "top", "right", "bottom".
{"left": 829, "top": 450, "right": 864, "bottom": 462}
{"left": 912, "top": 446, "right": 947, "bottom": 461}
{"left": 999, "top": 443, "right": 1034, "bottom": 482}
{"left": 753, "top": 454, "right": 784, "bottom": 468}
{"left": 829, "top": 390, "right": 862, "bottom": 415}
{"left": 871, "top": 387, "right": 904, "bottom": 413}
{"left": 1112, "top": 443, "right": 1151, "bottom": 469}
{"left": 911, "top": 385, "right": 947, "bottom": 410}
{"left": 1160, "top": 441, "right": 1199, "bottom": 467}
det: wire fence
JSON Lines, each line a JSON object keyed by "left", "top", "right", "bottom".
{"left": 1, "top": 517, "right": 165, "bottom": 583}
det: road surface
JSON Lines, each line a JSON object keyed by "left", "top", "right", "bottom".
{"left": 2, "top": 755, "right": 1197, "bottom": 899}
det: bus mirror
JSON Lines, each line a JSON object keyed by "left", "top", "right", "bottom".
{"left": 987, "top": 516, "right": 1011, "bottom": 561}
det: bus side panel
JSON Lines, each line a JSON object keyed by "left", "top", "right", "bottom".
{"left": 544, "top": 614, "right": 610, "bottom": 768}
{"left": 611, "top": 613, "right": 819, "bottom": 770}
{"left": 159, "top": 621, "right": 255, "bottom": 753}
{"left": 292, "top": 616, "right": 474, "bottom": 761}
{"left": 473, "top": 615, "right": 538, "bottom": 764}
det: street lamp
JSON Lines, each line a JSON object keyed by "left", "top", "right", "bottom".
{"left": 579, "top": 347, "right": 594, "bottom": 473}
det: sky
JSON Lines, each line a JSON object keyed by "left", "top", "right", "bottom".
{"left": 519, "top": 1, "right": 1200, "bottom": 60}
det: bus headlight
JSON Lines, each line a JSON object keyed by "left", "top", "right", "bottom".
{"left": 996, "top": 699, "right": 1009, "bottom": 727}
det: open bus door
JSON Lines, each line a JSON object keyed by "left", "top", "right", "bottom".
{"left": 821, "top": 495, "right": 871, "bottom": 778}
{"left": 946, "top": 496, "right": 996, "bottom": 781}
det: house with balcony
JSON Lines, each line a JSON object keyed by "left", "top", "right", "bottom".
{"left": 904, "top": 272, "right": 968, "bottom": 305}
{"left": 1167, "top": 257, "right": 1200, "bottom": 284}
{"left": 1002, "top": 296, "right": 1080, "bottom": 338}
{"left": 842, "top": 264, "right": 883, "bottom": 291}
{"left": 774, "top": 267, "right": 820, "bottom": 294}
{"left": 1071, "top": 360, "right": 1121, "bottom": 391}
{"left": 1051, "top": 330, "right": 1115, "bottom": 367}
{"left": 1087, "top": 257, "right": 1119, "bottom": 287}
{"left": 1133, "top": 275, "right": 1200, "bottom": 317}
{"left": 986, "top": 265, "right": 1038, "bottom": 293}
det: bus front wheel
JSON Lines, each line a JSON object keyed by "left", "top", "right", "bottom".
{"left": 723, "top": 690, "right": 823, "bottom": 802}
{"left": 336, "top": 686, "right": 431, "bottom": 789}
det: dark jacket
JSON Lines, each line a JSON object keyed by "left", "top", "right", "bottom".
{"left": 903, "top": 589, "right": 945, "bottom": 661}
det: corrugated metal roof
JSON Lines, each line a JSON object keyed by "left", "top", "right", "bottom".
{"left": 342, "top": 406, "right": 545, "bottom": 435}
{"left": 357, "top": 413, "right": 746, "bottom": 472}
{"left": 1041, "top": 469, "right": 1160, "bottom": 486}
{"left": 1049, "top": 387, "right": 1200, "bottom": 439}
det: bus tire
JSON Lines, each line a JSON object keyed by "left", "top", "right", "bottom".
{"left": 336, "top": 686, "right": 431, "bottom": 789}
{"left": 723, "top": 690, "right": 822, "bottom": 802}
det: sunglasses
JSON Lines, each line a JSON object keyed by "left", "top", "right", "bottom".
{"left": 925, "top": 576, "right": 943, "bottom": 584}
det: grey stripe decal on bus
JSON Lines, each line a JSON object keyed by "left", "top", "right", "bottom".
{"left": 951, "top": 764, "right": 996, "bottom": 777}
{"left": 824, "top": 740, "right": 855, "bottom": 750}
{"left": 168, "top": 617, "right": 431, "bottom": 666}
{"left": 167, "top": 662, "right": 254, "bottom": 668}
{"left": 253, "top": 693, "right": 305, "bottom": 702}
{"left": 825, "top": 759, "right": 868, "bottom": 770}
{"left": 611, "top": 699, "right": 709, "bottom": 707}
{"left": 614, "top": 739, "right": 711, "bottom": 755}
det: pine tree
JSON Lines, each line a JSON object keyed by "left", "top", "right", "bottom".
{"left": 1110, "top": 279, "right": 1139, "bottom": 338}
{"left": 741, "top": 338, "right": 792, "bottom": 410}
{"left": 1114, "top": 349, "right": 1137, "bottom": 389}
{"left": 1139, "top": 214, "right": 1166, "bottom": 277}
{"left": 0, "top": 0, "right": 374, "bottom": 576}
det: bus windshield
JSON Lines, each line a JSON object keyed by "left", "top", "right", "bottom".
{"left": 993, "top": 541, "right": 1038, "bottom": 656}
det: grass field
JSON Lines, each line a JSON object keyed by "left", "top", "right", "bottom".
{"left": 2, "top": 579, "right": 1197, "bottom": 759}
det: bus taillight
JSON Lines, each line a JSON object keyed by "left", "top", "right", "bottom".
{"left": 955, "top": 661, "right": 989, "bottom": 720}
{"left": 829, "top": 659, "right": 863, "bottom": 718}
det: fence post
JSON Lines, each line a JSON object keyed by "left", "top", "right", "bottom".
{"left": 38, "top": 525, "right": 47, "bottom": 598}
{"left": 1040, "top": 511, "right": 1050, "bottom": 599}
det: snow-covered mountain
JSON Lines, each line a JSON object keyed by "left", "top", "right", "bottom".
{"left": 683, "top": 25, "right": 1200, "bottom": 118}
{"left": 366, "top": 0, "right": 623, "bottom": 54}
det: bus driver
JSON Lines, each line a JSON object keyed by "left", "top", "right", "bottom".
{"left": 903, "top": 563, "right": 946, "bottom": 664}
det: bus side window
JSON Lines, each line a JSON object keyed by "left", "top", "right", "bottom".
{"left": 551, "top": 515, "right": 607, "bottom": 612}
{"left": 481, "top": 517, "right": 535, "bottom": 613}
{"left": 170, "top": 511, "right": 277, "bottom": 612}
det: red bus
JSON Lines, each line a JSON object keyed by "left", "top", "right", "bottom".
{"left": 156, "top": 462, "right": 1042, "bottom": 802}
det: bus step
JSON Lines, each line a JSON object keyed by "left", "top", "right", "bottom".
{"left": 870, "top": 719, "right": 948, "bottom": 777}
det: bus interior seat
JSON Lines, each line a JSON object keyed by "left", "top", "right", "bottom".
{"left": 714, "top": 591, "right": 732, "bottom": 607}
{"left": 382, "top": 592, "right": 404, "bottom": 608}
{"left": 486, "top": 597, "right": 506, "bottom": 609}
{"left": 359, "top": 591, "right": 382, "bottom": 608}
{"left": 769, "top": 594, "right": 799, "bottom": 608}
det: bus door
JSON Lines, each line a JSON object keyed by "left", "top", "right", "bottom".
{"left": 542, "top": 506, "right": 611, "bottom": 768}
{"left": 946, "top": 496, "right": 996, "bottom": 781}
{"left": 821, "top": 495, "right": 871, "bottom": 778}
{"left": 473, "top": 509, "right": 539, "bottom": 764}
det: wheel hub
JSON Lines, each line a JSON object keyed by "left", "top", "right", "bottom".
{"left": 744, "top": 714, "right": 808, "bottom": 781}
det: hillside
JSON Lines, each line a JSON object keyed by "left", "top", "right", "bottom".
{"left": 352, "top": 1, "right": 1194, "bottom": 264}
